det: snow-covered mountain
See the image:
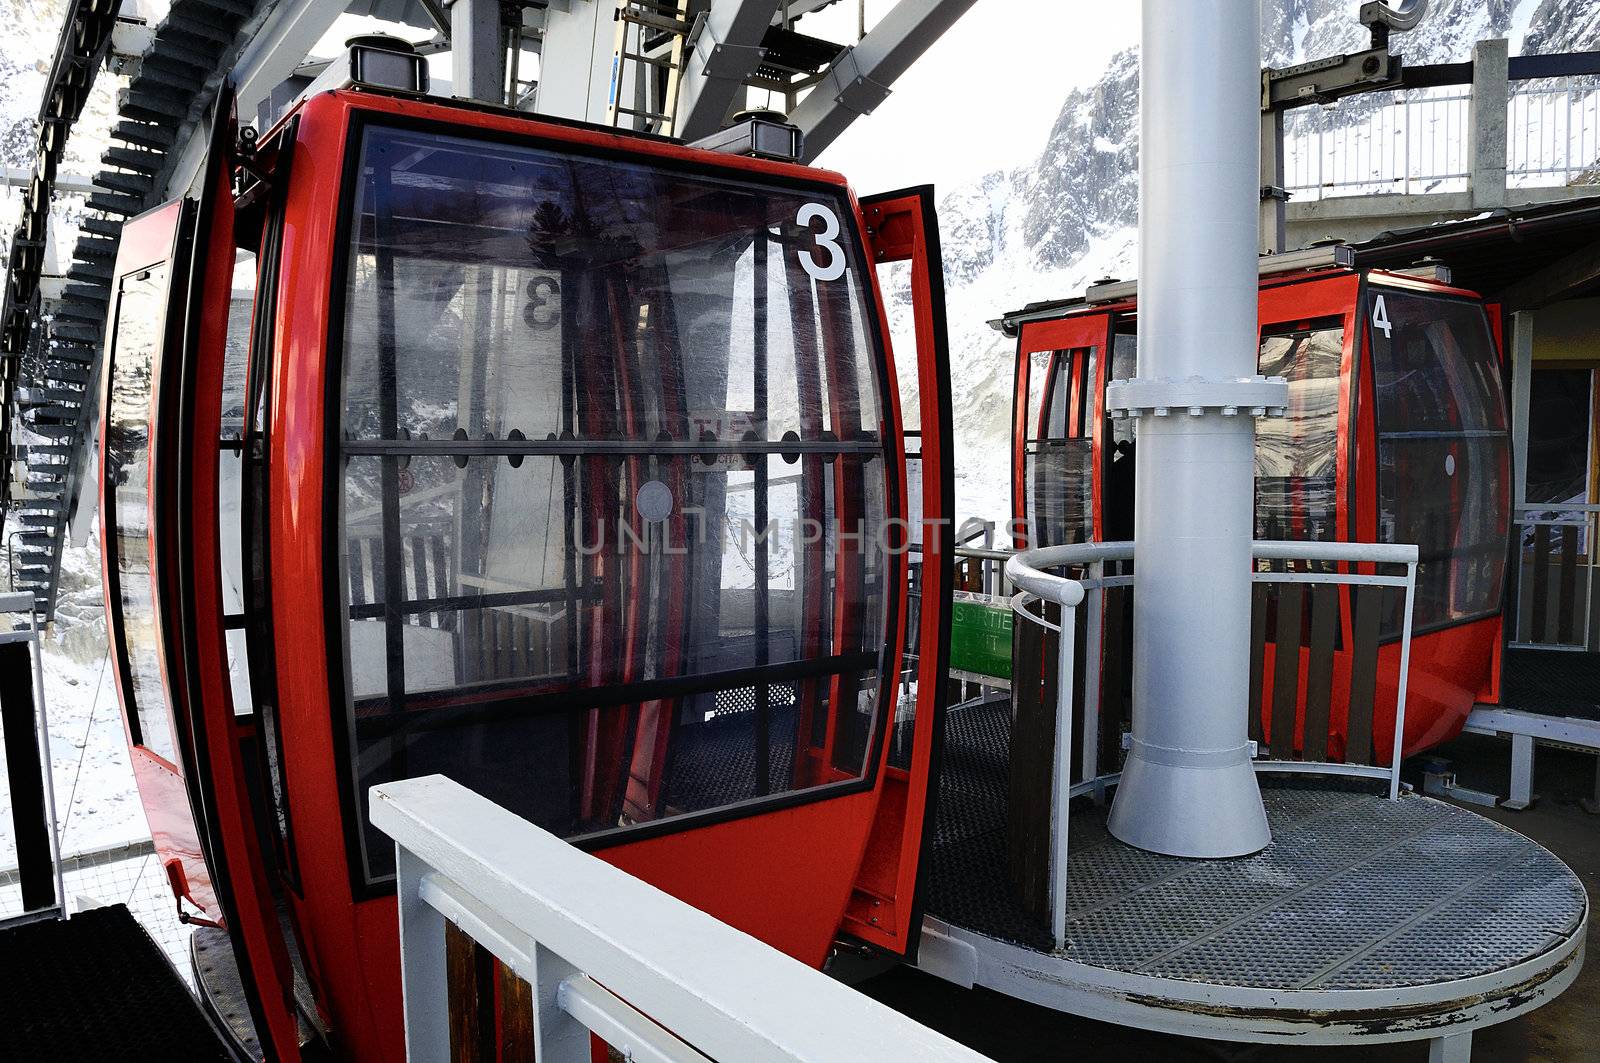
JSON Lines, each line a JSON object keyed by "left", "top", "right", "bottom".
{"left": 6, "top": 0, "right": 1596, "bottom": 611}
{"left": 915, "top": 0, "right": 1586, "bottom": 528}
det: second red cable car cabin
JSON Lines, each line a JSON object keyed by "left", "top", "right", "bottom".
{"left": 98, "top": 70, "right": 954, "bottom": 1061}
{"left": 1006, "top": 258, "right": 1511, "bottom": 763}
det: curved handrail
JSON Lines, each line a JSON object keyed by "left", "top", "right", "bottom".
{"left": 1000, "top": 535, "right": 1421, "bottom": 946}
{"left": 1004, "top": 542, "right": 1132, "bottom": 609}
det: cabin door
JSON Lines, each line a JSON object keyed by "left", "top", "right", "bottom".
{"left": 1255, "top": 275, "right": 1358, "bottom": 549}
{"left": 309, "top": 117, "right": 956, "bottom": 984}
{"left": 101, "top": 198, "right": 218, "bottom": 921}
{"left": 1012, "top": 314, "right": 1110, "bottom": 546}
{"left": 842, "top": 186, "right": 955, "bottom": 956}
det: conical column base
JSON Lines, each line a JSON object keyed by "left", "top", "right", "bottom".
{"left": 1106, "top": 745, "right": 1271, "bottom": 858}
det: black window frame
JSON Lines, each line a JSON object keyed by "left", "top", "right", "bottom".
{"left": 241, "top": 115, "right": 302, "bottom": 893}
{"left": 1364, "top": 281, "right": 1512, "bottom": 638}
{"left": 321, "top": 107, "right": 908, "bottom": 896}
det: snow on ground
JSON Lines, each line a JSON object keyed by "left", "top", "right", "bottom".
{"left": 0, "top": 538, "right": 186, "bottom": 972}
{"left": 1, "top": 541, "right": 147, "bottom": 867}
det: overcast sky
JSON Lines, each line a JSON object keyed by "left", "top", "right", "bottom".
{"left": 319, "top": 2, "right": 1141, "bottom": 198}
{"left": 808, "top": 1, "right": 1141, "bottom": 194}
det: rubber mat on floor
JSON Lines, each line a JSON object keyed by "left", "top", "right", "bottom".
{"left": 0, "top": 904, "right": 233, "bottom": 1062}
{"left": 1501, "top": 648, "right": 1600, "bottom": 719}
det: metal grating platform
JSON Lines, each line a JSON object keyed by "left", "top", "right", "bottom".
{"left": 922, "top": 697, "right": 1589, "bottom": 1033}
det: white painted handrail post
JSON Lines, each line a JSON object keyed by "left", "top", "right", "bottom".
{"left": 1389, "top": 560, "right": 1418, "bottom": 801}
{"left": 1081, "top": 559, "right": 1105, "bottom": 785}
{"left": 534, "top": 944, "right": 588, "bottom": 1062}
{"left": 1050, "top": 599, "right": 1076, "bottom": 953}
{"left": 396, "top": 846, "right": 450, "bottom": 1061}
{"left": 1004, "top": 545, "right": 1095, "bottom": 953}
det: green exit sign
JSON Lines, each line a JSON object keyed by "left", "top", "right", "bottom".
{"left": 949, "top": 591, "right": 1013, "bottom": 681}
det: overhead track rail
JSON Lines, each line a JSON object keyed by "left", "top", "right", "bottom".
{"left": 1, "top": 0, "right": 258, "bottom": 621}
{"left": 0, "top": 0, "right": 123, "bottom": 619}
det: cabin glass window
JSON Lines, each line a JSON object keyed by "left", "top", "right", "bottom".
{"left": 335, "top": 125, "right": 897, "bottom": 882}
{"left": 1370, "top": 290, "right": 1510, "bottom": 631}
{"left": 220, "top": 252, "right": 256, "bottom": 717}
{"left": 106, "top": 264, "right": 179, "bottom": 763}
{"left": 1255, "top": 319, "right": 1342, "bottom": 546}
{"left": 1023, "top": 347, "right": 1095, "bottom": 546}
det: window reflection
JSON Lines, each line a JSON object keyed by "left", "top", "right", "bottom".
{"left": 1024, "top": 347, "right": 1096, "bottom": 547}
{"left": 1255, "top": 320, "right": 1342, "bottom": 548}
{"left": 336, "top": 126, "right": 896, "bottom": 881}
{"left": 1371, "top": 290, "right": 1510, "bottom": 630}
{"left": 106, "top": 265, "right": 179, "bottom": 763}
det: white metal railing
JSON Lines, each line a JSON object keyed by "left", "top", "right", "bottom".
{"left": 1250, "top": 539, "right": 1419, "bottom": 803}
{"left": 1508, "top": 77, "right": 1600, "bottom": 188}
{"left": 371, "top": 775, "right": 992, "bottom": 1063}
{"left": 1282, "top": 76, "right": 1600, "bottom": 200}
{"left": 1284, "top": 87, "right": 1471, "bottom": 200}
{"left": 1005, "top": 539, "right": 1420, "bottom": 952}
{"left": 1512, "top": 503, "right": 1599, "bottom": 651}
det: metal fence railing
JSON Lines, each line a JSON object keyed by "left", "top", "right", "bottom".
{"left": 1004, "top": 539, "right": 1420, "bottom": 951}
{"left": 1508, "top": 77, "right": 1600, "bottom": 188}
{"left": 1513, "top": 503, "right": 1598, "bottom": 651}
{"left": 1283, "top": 75, "right": 1600, "bottom": 201}
{"left": 1284, "top": 87, "right": 1471, "bottom": 200}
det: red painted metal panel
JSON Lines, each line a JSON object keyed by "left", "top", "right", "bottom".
{"left": 258, "top": 91, "right": 923, "bottom": 1056}
{"left": 99, "top": 200, "right": 218, "bottom": 917}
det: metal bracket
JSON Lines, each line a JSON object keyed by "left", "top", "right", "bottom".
{"left": 690, "top": 20, "right": 766, "bottom": 82}
{"left": 1261, "top": 47, "right": 1400, "bottom": 112}
{"left": 1417, "top": 756, "right": 1501, "bottom": 808}
{"left": 1260, "top": 184, "right": 1289, "bottom": 202}
{"left": 1361, "top": 0, "right": 1429, "bottom": 34}
{"left": 823, "top": 48, "right": 893, "bottom": 117}
{"left": 1105, "top": 375, "right": 1289, "bottom": 420}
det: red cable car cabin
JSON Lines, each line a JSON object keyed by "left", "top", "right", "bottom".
{"left": 98, "top": 78, "right": 954, "bottom": 1062}
{"left": 1006, "top": 262, "right": 1511, "bottom": 762}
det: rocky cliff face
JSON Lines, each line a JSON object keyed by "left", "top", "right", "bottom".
{"left": 918, "top": 0, "right": 1586, "bottom": 524}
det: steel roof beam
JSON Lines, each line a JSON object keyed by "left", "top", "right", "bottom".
{"left": 674, "top": 0, "right": 785, "bottom": 142}
{"left": 787, "top": 0, "right": 975, "bottom": 162}
{"left": 445, "top": 0, "right": 504, "bottom": 103}
{"left": 233, "top": 0, "right": 349, "bottom": 124}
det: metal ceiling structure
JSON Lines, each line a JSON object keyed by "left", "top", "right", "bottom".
{"left": 0, "top": 0, "right": 972, "bottom": 622}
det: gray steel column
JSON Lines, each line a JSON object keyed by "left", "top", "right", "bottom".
{"left": 1104, "top": 0, "right": 1278, "bottom": 858}
{"left": 447, "top": 0, "right": 504, "bottom": 104}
